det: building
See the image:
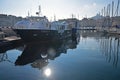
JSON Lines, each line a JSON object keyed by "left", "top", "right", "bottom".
{"left": 112, "top": 16, "right": 120, "bottom": 26}
{"left": 0, "top": 14, "right": 23, "bottom": 27}
{"left": 58, "top": 18, "right": 80, "bottom": 29}
{"left": 80, "top": 18, "right": 96, "bottom": 29}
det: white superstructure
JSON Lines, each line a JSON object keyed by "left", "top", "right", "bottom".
{"left": 14, "top": 16, "right": 50, "bottom": 30}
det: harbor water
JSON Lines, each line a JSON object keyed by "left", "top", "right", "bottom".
{"left": 0, "top": 30, "right": 120, "bottom": 80}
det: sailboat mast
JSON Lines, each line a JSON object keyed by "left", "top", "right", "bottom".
{"left": 112, "top": 1, "right": 114, "bottom": 17}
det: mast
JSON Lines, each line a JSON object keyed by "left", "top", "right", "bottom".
{"left": 54, "top": 14, "right": 56, "bottom": 21}
{"left": 115, "top": 0, "right": 120, "bottom": 16}
{"left": 39, "top": 5, "right": 41, "bottom": 16}
{"left": 71, "top": 14, "right": 74, "bottom": 18}
{"left": 36, "top": 5, "right": 41, "bottom": 16}
{"left": 112, "top": 1, "right": 114, "bottom": 17}
{"left": 28, "top": 11, "right": 30, "bottom": 17}
{"left": 107, "top": 5, "right": 108, "bottom": 16}
{"left": 116, "top": 0, "right": 120, "bottom": 16}
{"left": 101, "top": 9, "right": 103, "bottom": 16}
{"left": 104, "top": 7, "right": 106, "bottom": 17}
{"left": 108, "top": 4, "right": 111, "bottom": 17}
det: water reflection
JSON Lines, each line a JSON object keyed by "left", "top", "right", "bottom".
{"left": 0, "top": 30, "right": 119, "bottom": 68}
{"left": 0, "top": 53, "right": 12, "bottom": 63}
{"left": 43, "top": 68, "right": 52, "bottom": 77}
{"left": 15, "top": 31, "right": 80, "bottom": 70}
{"left": 80, "top": 30, "right": 120, "bottom": 67}
{"left": 0, "top": 30, "right": 120, "bottom": 80}
{"left": 0, "top": 41, "right": 23, "bottom": 63}
{"left": 0, "top": 30, "right": 120, "bottom": 69}
{"left": 98, "top": 35, "right": 120, "bottom": 68}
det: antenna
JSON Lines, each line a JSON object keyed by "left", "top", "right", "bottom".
{"left": 39, "top": 5, "right": 41, "bottom": 16}
{"left": 71, "top": 14, "right": 74, "bottom": 18}
{"left": 54, "top": 14, "right": 56, "bottom": 21}
{"left": 36, "top": 5, "right": 42, "bottom": 16}
{"left": 28, "top": 11, "right": 30, "bottom": 17}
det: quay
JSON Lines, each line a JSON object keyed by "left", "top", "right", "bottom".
{"left": 4, "top": 36, "right": 21, "bottom": 41}
{"left": 0, "top": 36, "right": 22, "bottom": 46}
{"left": 0, "top": 36, "right": 23, "bottom": 53}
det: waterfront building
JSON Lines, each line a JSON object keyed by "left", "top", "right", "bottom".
{"left": 0, "top": 14, "right": 23, "bottom": 27}
{"left": 58, "top": 18, "right": 80, "bottom": 29}
{"left": 80, "top": 18, "right": 96, "bottom": 29}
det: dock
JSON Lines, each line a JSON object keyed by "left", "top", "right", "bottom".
{"left": 4, "top": 36, "right": 21, "bottom": 41}
{"left": 0, "top": 36, "right": 23, "bottom": 53}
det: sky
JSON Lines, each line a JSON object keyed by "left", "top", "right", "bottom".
{"left": 0, "top": 0, "right": 118, "bottom": 20}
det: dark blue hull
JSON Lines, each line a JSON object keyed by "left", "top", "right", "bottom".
{"left": 14, "top": 29, "right": 73, "bottom": 43}
{"left": 14, "top": 29, "right": 59, "bottom": 42}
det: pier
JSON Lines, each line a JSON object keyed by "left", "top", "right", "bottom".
{"left": 0, "top": 36, "right": 23, "bottom": 53}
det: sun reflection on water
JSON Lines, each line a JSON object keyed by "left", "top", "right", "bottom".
{"left": 44, "top": 68, "right": 51, "bottom": 77}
